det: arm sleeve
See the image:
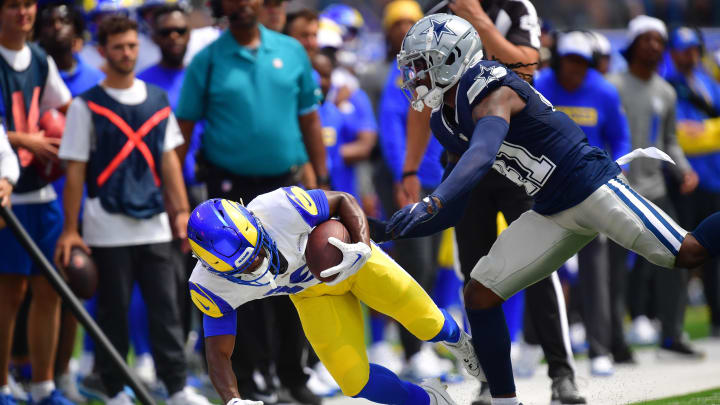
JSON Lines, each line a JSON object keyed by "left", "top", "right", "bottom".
{"left": 602, "top": 88, "right": 631, "bottom": 161}
{"left": 40, "top": 57, "right": 72, "bottom": 112}
{"left": 378, "top": 91, "right": 407, "bottom": 182}
{"left": 297, "top": 48, "right": 321, "bottom": 116}
{"left": 663, "top": 93, "right": 692, "bottom": 177}
{"left": 0, "top": 125, "right": 19, "bottom": 184}
{"left": 58, "top": 98, "right": 92, "bottom": 162}
{"left": 203, "top": 312, "right": 237, "bottom": 337}
{"left": 176, "top": 48, "right": 210, "bottom": 121}
{"left": 432, "top": 116, "right": 509, "bottom": 205}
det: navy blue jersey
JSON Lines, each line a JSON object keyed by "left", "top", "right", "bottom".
{"left": 430, "top": 60, "right": 621, "bottom": 215}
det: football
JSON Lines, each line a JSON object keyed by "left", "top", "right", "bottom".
{"left": 32, "top": 109, "right": 66, "bottom": 182}
{"left": 64, "top": 247, "right": 98, "bottom": 300}
{"left": 305, "top": 219, "right": 352, "bottom": 283}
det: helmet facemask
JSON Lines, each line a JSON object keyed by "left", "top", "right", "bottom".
{"left": 229, "top": 214, "right": 282, "bottom": 289}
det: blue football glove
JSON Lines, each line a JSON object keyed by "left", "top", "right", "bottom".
{"left": 386, "top": 195, "right": 444, "bottom": 239}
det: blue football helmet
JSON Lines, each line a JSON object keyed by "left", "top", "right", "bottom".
{"left": 188, "top": 199, "right": 281, "bottom": 287}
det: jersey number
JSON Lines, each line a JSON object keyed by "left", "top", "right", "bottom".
{"left": 493, "top": 142, "right": 556, "bottom": 196}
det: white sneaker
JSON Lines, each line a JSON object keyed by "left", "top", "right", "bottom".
{"left": 56, "top": 372, "right": 86, "bottom": 403}
{"left": 590, "top": 355, "right": 615, "bottom": 377}
{"left": 77, "top": 352, "right": 94, "bottom": 379}
{"left": 306, "top": 363, "right": 340, "bottom": 397}
{"left": 133, "top": 353, "right": 157, "bottom": 385}
{"left": 512, "top": 341, "right": 543, "bottom": 378}
{"left": 167, "top": 387, "right": 213, "bottom": 405}
{"left": 420, "top": 378, "right": 457, "bottom": 405}
{"left": 7, "top": 374, "right": 29, "bottom": 402}
{"left": 627, "top": 315, "right": 658, "bottom": 345}
{"left": 403, "top": 344, "right": 454, "bottom": 380}
{"left": 367, "top": 341, "right": 404, "bottom": 375}
{"left": 442, "top": 331, "right": 486, "bottom": 382}
{"left": 107, "top": 392, "right": 134, "bottom": 405}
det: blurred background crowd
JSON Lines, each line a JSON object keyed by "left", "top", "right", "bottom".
{"left": 0, "top": 0, "right": 719, "bottom": 404}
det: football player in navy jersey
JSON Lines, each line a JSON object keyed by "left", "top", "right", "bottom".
{"left": 386, "top": 14, "right": 720, "bottom": 405}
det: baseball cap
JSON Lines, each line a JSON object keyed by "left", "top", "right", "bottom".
{"left": 557, "top": 31, "right": 594, "bottom": 62}
{"left": 382, "top": 0, "right": 423, "bottom": 31}
{"left": 669, "top": 27, "right": 701, "bottom": 51}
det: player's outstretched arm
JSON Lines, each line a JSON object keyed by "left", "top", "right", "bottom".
{"left": 205, "top": 334, "right": 243, "bottom": 403}
{"left": 385, "top": 87, "right": 525, "bottom": 238}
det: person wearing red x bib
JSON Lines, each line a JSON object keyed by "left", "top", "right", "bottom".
{"left": 55, "top": 15, "right": 211, "bottom": 405}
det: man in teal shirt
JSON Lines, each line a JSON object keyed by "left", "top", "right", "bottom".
{"left": 175, "top": 0, "right": 326, "bottom": 402}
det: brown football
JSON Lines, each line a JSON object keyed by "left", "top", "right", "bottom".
{"left": 305, "top": 219, "right": 352, "bottom": 283}
{"left": 32, "top": 109, "right": 66, "bottom": 182}
{"left": 64, "top": 247, "right": 98, "bottom": 300}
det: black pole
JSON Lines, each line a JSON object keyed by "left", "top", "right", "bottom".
{"left": 0, "top": 205, "right": 156, "bottom": 405}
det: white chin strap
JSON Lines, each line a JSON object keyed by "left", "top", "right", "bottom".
{"left": 250, "top": 257, "right": 277, "bottom": 289}
{"left": 412, "top": 85, "right": 443, "bottom": 112}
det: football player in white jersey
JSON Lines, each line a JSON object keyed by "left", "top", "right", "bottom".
{"left": 187, "top": 187, "right": 485, "bottom": 405}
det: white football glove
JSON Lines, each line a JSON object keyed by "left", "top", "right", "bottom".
{"left": 227, "top": 398, "right": 263, "bottom": 405}
{"left": 319, "top": 237, "right": 371, "bottom": 286}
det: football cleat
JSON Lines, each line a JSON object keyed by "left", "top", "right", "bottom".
{"left": 443, "top": 331, "right": 486, "bottom": 382}
{"left": 188, "top": 199, "right": 282, "bottom": 287}
{"left": 420, "top": 379, "right": 457, "bottom": 405}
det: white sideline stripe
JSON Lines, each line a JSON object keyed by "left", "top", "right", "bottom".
{"left": 551, "top": 271, "right": 576, "bottom": 372}
{"left": 608, "top": 179, "right": 682, "bottom": 251}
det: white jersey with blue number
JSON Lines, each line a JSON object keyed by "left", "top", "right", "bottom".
{"left": 188, "top": 187, "right": 327, "bottom": 316}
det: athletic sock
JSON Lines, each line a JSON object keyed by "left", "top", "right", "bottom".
{"left": 692, "top": 212, "right": 720, "bottom": 257}
{"left": 29, "top": 380, "right": 55, "bottom": 402}
{"left": 0, "top": 385, "right": 10, "bottom": 395}
{"left": 370, "top": 314, "right": 386, "bottom": 344}
{"left": 428, "top": 309, "right": 461, "bottom": 344}
{"left": 491, "top": 397, "right": 520, "bottom": 405}
{"left": 467, "top": 306, "right": 516, "bottom": 397}
{"left": 354, "top": 363, "right": 430, "bottom": 405}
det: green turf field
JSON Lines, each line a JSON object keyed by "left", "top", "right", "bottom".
{"left": 631, "top": 387, "right": 720, "bottom": 404}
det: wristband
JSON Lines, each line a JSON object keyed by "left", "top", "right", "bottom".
{"left": 401, "top": 171, "right": 419, "bottom": 179}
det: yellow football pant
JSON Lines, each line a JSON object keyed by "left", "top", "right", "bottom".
{"left": 290, "top": 244, "right": 445, "bottom": 396}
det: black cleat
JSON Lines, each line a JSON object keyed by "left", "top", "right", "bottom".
{"left": 551, "top": 375, "right": 586, "bottom": 405}
{"left": 280, "top": 385, "right": 322, "bottom": 405}
{"left": 658, "top": 340, "right": 705, "bottom": 360}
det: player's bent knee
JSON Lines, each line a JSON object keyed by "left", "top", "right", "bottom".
{"left": 676, "top": 234, "right": 709, "bottom": 269}
{"left": 464, "top": 280, "right": 504, "bottom": 310}
{"left": 338, "top": 367, "right": 370, "bottom": 397}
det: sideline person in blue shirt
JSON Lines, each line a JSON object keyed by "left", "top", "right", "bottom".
{"left": 175, "top": 0, "right": 327, "bottom": 401}
{"left": 664, "top": 27, "right": 720, "bottom": 337}
{"left": 535, "top": 30, "right": 633, "bottom": 375}
{"left": 377, "top": 61, "right": 449, "bottom": 374}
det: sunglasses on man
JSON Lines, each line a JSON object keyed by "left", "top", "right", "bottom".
{"left": 156, "top": 27, "right": 189, "bottom": 37}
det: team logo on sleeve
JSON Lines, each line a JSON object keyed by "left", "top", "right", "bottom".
{"left": 421, "top": 18, "right": 455, "bottom": 43}
{"left": 284, "top": 186, "right": 322, "bottom": 226}
{"left": 189, "top": 282, "right": 233, "bottom": 318}
{"left": 467, "top": 65, "right": 507, "bottom": 104}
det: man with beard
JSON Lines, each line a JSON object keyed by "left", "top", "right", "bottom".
{"left": 55, "top": 15, "right": 212, "bottom": 405}
{"left": 176, "top": 0, "right": 326, "bottom": 402}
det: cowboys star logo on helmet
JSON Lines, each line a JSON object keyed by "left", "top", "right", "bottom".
{"left": 397, "top": 14, "right": 483, "bottom": 112}
{"left": 421, "top": 18, "right": 455, "bottom": 43}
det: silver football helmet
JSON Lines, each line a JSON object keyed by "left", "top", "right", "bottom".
{"left": 397, "top": 13, "right": 483, "bottom": 112}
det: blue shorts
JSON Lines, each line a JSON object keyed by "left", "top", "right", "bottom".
{"left": 0, "top": 200, "right": 63, "bottom": 276}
